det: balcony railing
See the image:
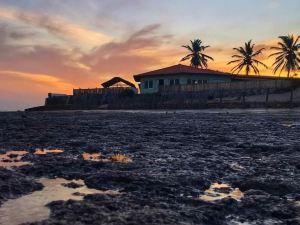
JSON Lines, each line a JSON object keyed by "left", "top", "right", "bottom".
{"left": 159, "top": 79, "right": 297, "bottom": 93}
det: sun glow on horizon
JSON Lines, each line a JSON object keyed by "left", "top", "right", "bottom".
{"left": 0, "top": 0, "right": 299, "bottom": 110}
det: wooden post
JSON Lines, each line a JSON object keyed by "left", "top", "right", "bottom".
{"left": 266, "top": 88, "right": 269, "bottom": 104}
{"left": 220, "top": 89, "right": 223, "bottom": 103}
{"left": 290, "top": 87, "right": 294, "bottom": 103}
{"left": 242, "top": 92, "right": 246, "bottom": 105}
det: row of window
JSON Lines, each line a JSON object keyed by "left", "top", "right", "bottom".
{"left": 144, "top": 79, "right": 208, "bottom": 89}
{"left": 144, "top": 80, "right": 153, "bottom": 89}
{"left": 187, "top": 79, "right": 208, "bottom": 85}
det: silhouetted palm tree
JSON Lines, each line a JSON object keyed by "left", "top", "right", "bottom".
{"left": 228, "top": 40, "right": 268, "bottom": 75}
{"left": 181, "top": 39, "right": 214, "bottom": 68}
{"left": 269, "top": 35, "right": 300, "bottom": 78}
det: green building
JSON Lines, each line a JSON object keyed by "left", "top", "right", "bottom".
{"left": 133, "top": 64, "right": 234, "bottom": 94}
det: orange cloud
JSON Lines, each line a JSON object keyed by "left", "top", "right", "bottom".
{"left": 0, "top": 70, "right": 74, "bottom": 92}
{"left": 81, "top": 24, "right": 173, "bottom": 82}
{"left": 0, "top": 70, "right": 74, "bottom": 111}
{"left": 0, "top": 8, "right": 111, "bottom": 47}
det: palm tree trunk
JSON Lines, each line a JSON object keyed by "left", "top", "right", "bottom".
{"left": 287, "top": 69, "right": 290, "bottom": 78}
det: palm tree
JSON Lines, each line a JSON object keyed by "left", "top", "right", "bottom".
{"left": 269, "top": 35, "right": 300, "bottom": 78}
{"left": 181, "top": 39, "right": 214, "bottom": 68}
{"left": 228, "top": 40, "right": 268, "bottom": 75}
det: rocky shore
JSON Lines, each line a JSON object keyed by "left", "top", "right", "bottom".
{"left": 0, "top": 110, "right": 300, "bottom": 225}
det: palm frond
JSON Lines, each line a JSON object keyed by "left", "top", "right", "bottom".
{"left": 269, "top": 51, "right": 284, "bottom": 58}
{"left": 252, "top": 48, "right": 265, "bottom": 57}
{"left": 181, "top": 54, "right": 193, "bottom": 62}
{"left": 273, "top": 59, "right": 284, "bottom": 74}
{"left": 231, "top": 55, "right": 243, "bottom": 59}
{"left": 253, "top": 59, "right": 268, "bottom": 69}
{"left": 201, "top": 53, "right": 214, "bottom": 61}
{"left": 182, "top": 45, "right": 193, "bottom": 53}
{"left": 227, "top": 59, "right": 242, "bottom": 65}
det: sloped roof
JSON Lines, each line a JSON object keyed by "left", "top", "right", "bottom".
{"left": 101, "top": 77, "right": 136, "bottom": 88}
{"left": 134, "top": 64, "right": 231, "bottom": 81}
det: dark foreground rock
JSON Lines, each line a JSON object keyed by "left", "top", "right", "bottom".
{"left": 0, "top": 169, "right": 43, "bottom": 206}
{"left": 0, "top": 109, "right": 300, "bottom": 225}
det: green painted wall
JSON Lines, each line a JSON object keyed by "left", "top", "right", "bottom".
{"left": 139, "top": 74, "right": 232, "bottom": 94}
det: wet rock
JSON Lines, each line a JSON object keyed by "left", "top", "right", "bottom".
{"left": 0, "top": 168, "right": 43, "bottom": 205}
{"left": 1, "top": 111, "right": 300, "bottom": 224}
{"left": 62, "top": 182, "right": 84, "bottom": 189}
{"left": 234, "top": 178, "right": 297, "bottom": 196}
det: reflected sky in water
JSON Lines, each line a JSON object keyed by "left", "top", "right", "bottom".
{"left": 34, "top": 148, "right": 64, "bottom": 155}
{"left": 0, "top": 178, "right": 120, "bottom": 225}
{"left": 199, "top": 183, "right": 244, "bottom": 202}
{"left": 0, "top": 151, "right": 31, "bottom": 169}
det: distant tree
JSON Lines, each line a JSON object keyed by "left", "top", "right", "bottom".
{"left": 269, "top": 35, "right": 300, "bottom": 78}
{"left": 228, "top": 40, "right": 268, "bottom": 76}
{"left": 181, "top": 39, "right": 214, "bottom": 68}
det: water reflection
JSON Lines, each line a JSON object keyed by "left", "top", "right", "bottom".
{"left": 82, "top": 153, "right": 132, "bottom": 163}
{"left": 34, "top": 148, "right": 64, "bottom": 155}
{"left": 199, "top": 183, "right": 244, "bottom": 202}
{"left": 108, "top": 154, "right": 133, "bottom": 163}
{"left": 0, "top": 178, "right": 120, "bottom": 225}
{"left": 82, "top": 152, "right": 102, "bottom": 161}
{"left": 0, "top": 151, "right": 31, "bottom": 169}
{"left": 282, "top": 122, "right": 300, "bottom": 128}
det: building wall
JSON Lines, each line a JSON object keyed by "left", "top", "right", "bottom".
{"left": 139, "top": 74, "right": 232, "bottom": 94}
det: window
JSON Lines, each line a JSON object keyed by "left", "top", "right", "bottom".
{"left": 159, "top": 79, "right": 164, "bottom": 86}
{"left": 144, "top": 81, "right": 149, "bottom": 89}
{"left": 170, "top": 79, "right": 180, "bottom": 86}
{"left": 149, "top": 80, "right": 153, "bottom": 89}
{"left": 187, "top": 79, "right": 192, "bottom": 85}
{"left": 197, "top": 80, "right": 208, "bottom": 84}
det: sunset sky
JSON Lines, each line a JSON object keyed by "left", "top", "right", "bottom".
{"left": 0, "top": 0, "right": 299, "bottom": 110}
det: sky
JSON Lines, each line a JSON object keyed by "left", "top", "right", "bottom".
{"left": 0, "top": 0, "right": 299, "bottom": 111}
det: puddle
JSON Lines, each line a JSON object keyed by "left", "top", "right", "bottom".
{"left": 108, "top": 154, "right": 133, "bottom": 163}
{"left": 0, "top": 151, "right": 32, "bottom": 169}
{"left": 82, "top": 153, "right": 132, "bottom": 163}
{"left": 282, "top": 122, "right": 300, "bottom": 128}
{"left": 34, "top": 148, "right": 64, "bottom": 155}
{"left": 82, "top": 152, "right": 102, "bottom": 161}
{"left": 199, "top": 183, "right": 244, "bottom": 202}
{"left": 0, "top": 178, "right": 120, "bottom": 225}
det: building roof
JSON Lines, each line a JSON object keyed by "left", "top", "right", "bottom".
{"left": 101, "top": 77, "right": 136, "bottom": 88}
{"left": 133, "top": 64, "right": 231, "bottom": 82}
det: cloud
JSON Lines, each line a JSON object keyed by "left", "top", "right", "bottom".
{"left": 0, "top": 8, "right": 111, "bottom": 47}
{"left": 268, "top": 0, "right": 281, "bottom": 8}
{"left": 0, "top": 70, "right": 73, "bottom": 89}
{"left": 0, "top": 23, "right": 177, "bottom": 110}
{"left": 82, "top": 24, "right": 174, "bottom": 77}
{"left": 0, "top": 70, "right": 74, "bottom": 111}
{"left": 0, "top": 23, "right": 175, "bottom": 87}
{"left": 0, "top": 24, "right": 35, "bottom": 42}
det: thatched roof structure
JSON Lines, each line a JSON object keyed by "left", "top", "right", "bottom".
{"left": 101, "top": 77, "right": 136, "bottom": 89}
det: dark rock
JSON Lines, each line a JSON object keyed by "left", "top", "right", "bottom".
{"left": 0, "top": 111, "right": 300, "bottom": 224}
